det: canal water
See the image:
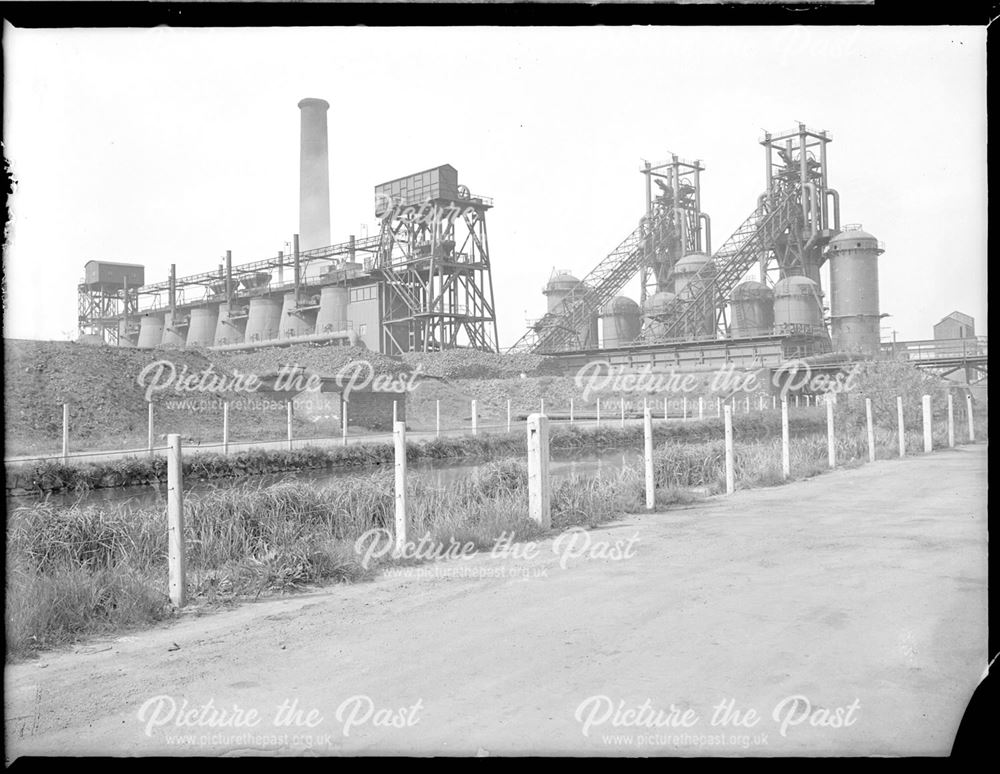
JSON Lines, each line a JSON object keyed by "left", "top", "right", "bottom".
{"left": 6, "top": 448, "right": 644, "bottom": 512}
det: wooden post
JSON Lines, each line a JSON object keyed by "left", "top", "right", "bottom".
{"left": 865, "top": 398, "right": 875, "bottom": 463}
{"left": 436, "top": 399, "right": 441, "bottom": 438}
{"left": 62, "top": 403, "right": 69, "bottom": 462}
{"left": 341, "top": 399, "right": 348, "bottom": 446}
{"left": 147, "top": 401, "right": 154, "bottom": 457}
{"left": 393, "top": 421, "right": 407, "bottom": 552}
{"left": 826, "top": 397, "right": 836, "bottom": 469}
{"left": 724, "top": 406, "right": 735, "bottom": 495}
{"left": 698, "top": 397, "right": 704, "bottom": 420}
{"left": 570, "top": 398, "right": 575, "bottom": 424}
{"left": 922, "top": 394, "right": 932, "bottom": 453}
{"left": 506, "top": 399, "right": 511, "bottom": 433}
{"left": 966, "top": 393, "right": 975, "bottom": 442}
{"left": 167, "top": 434, "right": 186, "bottom": 608}
{"left": 222, "top": 399, "right": 230, "bottom": 455}
{"left": 471, "top": 399, "right": 478, "bottom": 435}
{"left": 897, "top": 396, "right": 905, "bottom": 457}
{"left": 644, "top": 406, "right": 654, "bottom": 510}
{"left": 947, "top": 394, "right": 955, "bottom": 448}
{"left": 286, "top": 399, "right": 293, "bottom": 450}
{"left": 781, "top": 396, "right": 790, "bottom": 479}
{"left": 526, "top": 414, "right": 551, "bottom": 528}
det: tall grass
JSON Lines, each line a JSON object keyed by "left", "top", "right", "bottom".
{"left": 7, "top": 410, "right": 985, "bottom": 658}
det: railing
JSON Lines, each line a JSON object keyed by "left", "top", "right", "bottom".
{"left": 883, "top": 337, "right": 987, "bottom": 362}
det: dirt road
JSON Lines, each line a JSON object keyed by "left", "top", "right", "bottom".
{"left": 5, "top": 445, "right": 987, "bottom": 757}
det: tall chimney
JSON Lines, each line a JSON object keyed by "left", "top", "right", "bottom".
{"left": 297, "top": 98, "right": 332, "bottom": 252}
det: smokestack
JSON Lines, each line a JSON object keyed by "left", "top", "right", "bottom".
{"left": 297, "top": 98, "right": 332, "bottom": 252}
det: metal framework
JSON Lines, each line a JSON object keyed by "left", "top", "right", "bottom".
{"left": 374, "top": 192, "right": 499, "bottom": 354}
{"left": 507, "top": 153, "right": 705, "bottom": 355}
{"left": 638, "top": 124, "right": 839, "bottom": 354}
{"left": 77, "top": 280, "right": 139, "bottom": 345}
{"left": 640, "top": 155, "right": 709, "bottom": 304}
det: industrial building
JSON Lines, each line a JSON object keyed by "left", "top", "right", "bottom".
{"left": 78, "top": 108, "right": 886, "bottom": 373}
{"left": 78, "top": 99, "right": 499, "bottom": 357}
{"left": 509, "top": 125, "right": 888, "bottom": 373}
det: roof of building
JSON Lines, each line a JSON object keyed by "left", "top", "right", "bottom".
{"left": 934, "top": 311, "right": 974, "bottom": 327}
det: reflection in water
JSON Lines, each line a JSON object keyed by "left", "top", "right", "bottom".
{"left": 8, "top": 449, "right": 643, "bottom": 511}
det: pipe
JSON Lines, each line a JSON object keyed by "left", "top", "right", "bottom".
{"left": 826, "top": 189, "right": 841, "bottom": 231}
{"left": 225, "top": 250, "right": 232, "bottom": 306}
{"left": 293, "top": 233, "right": 301, "bottom": 306}
{"left": 763, "top": 134, "right": 772, "bottom": 191}
{"left": 169, "top": 264, "right": 176, "bottom": 314}
{"left": 803, "top": 182, "right": 819, "bottom": 237}
{"left": 699, "top": 212, "right": 712, "bottom": 255}
{"left": 209, "top": 328, "right": 354, "bottom": 353}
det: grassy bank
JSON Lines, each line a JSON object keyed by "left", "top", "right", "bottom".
{"left": 7, "top": 410, "right": 985, "bottom": 658}
{"left": 6, "top": 412, "right": 833, "bottom": 495}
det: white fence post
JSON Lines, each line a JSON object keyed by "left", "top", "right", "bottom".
{"left": 966, "top": 393, "right": 975, "bottom": 442}
{"left": 167, "top": 434, "right": 187, "bottom": 608}
{"left": 922, "top": 395, "right": 932, "bottom": 453}
{"left": 507, "top": 399, "right": 511, "bottom": 433}
{"left": 527, "top": 414, "right": 551, "bottom": 528}
{"left": 570, "top": 398, "right": 575, "bottom": 424}
{"left": 62, "top": 403, "right": 69, "bottom": 462}
{"left": 795, "top": 395, "right": 800, "bottom": 408}
{"left": 393, "top": 422, "right": 407, "bottom": 552}
{"left": 540, "top": 398, "right": 545, "bottom": 416}
{"left": 342, "top": 400, "right": 348, "bottom": 446}
{"left": 744, "top": 396, "right": 750, "bottom": 414}
{"left": 781, "top": 396, "right": 790, "bottom": 479}
{"left": 596, "top": 397, "right": 601, "bottom": 427}
{"left": 436, "top": 399, "right": 441, "bottom": 438}
{"left": 716, "top": 397, "right": 721, "bottom": 418}
{"left": 724, "top": 405, "right": 735, "bottom": 495}
{"left": 897, "top": 396, "right": 906, "bottom": 457}
{"left": 698, "top": 397, "right": 704, "bottom": 420}
{"left": 620, "top": 397, "right": 625, "bottom": 428}
{"left": 827, "top": 397, "right": 836, "bottom": 469}
{"left": 393, "top": 399, "right": 398, "bottom": 425}
{"left": 644, "top": 406, "right": 655, "bottom": 510}
{"left": 148, "top": 401, "right": 154, "bottom": 457}
{"left": 772, "top": 395, "right": 776, "bottom": 410}
{"left": 759, "top": 395, "right": 764, "bottom": 412}
{"left": 223, "top": 399, "right": 230, "bottom": 455}
{"left": 286, "top": 399, "right": 293, "bottom": 450}
{"left": 947, "top": 394, "right": 955, "bottom": 448}
{"left": 865, "top": 398, "right": 875, "bottom": 463}
{"left": 471, "top": 399, "right": 478, "bottom": 435}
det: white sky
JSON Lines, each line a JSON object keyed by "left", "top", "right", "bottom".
{"left": 3, "top": 25, "right": 987, "bottom": 346}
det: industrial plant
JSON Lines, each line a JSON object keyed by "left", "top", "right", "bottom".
{"left": 78, "top": 102, "right": 888, "bottom": 375}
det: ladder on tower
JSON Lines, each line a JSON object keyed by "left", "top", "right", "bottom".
{"left": 639, "top": 190, "right": 802, "bottom": 342}
{"left": 507, "top": 213, "right": 674, "bottom": 354}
